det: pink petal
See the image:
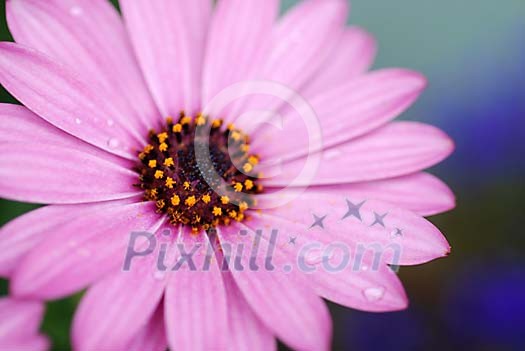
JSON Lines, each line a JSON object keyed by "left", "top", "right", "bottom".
{"left": 0, "top": 298, "right": 44, "bottom": 340}
{"left": 231, "top": 0, "right": 348, "bottom": 123}
{"left": 72, "top": 228, "right": 168, "bottom": 351}
{"left": 7, "top": 0, "right": 161, "bottom": 134}
{"left": 0, "top": 103, "right": 132, "bottom": 168}
{"left": 0, "top": 43, "right": 144, "bottom": 159}
{"left": 262, "top": 121, "right": 454, "bottom": 186}
{"left": 304, "top": 173, "right": 456, "bottom": 216}
{"left": 0, "top": 335, "right": 49, "bottom": 351}
{"left": 202, "top": 0, "right": 279, "bottom": 109}
{"left": 253, "top": 70, "right": 427, "bottom": 161}
{"left": 217, "top": 223, "right": 332, "bottom": 351}
{"left": 120, "top": 0, "right": 211, "bottom": 116}
{"left": 253, "top": 213, "right": 408, "bottom": 312}
{"left": 0, "top": 142, "right": 140, "bottom": 204}
{"left": 125, "top": 304, "right": 167, "bottom": 351}
{"left": 164, "top": 230, "right": 228, "bottom": 351}
{"left": 222, "top": 271, "right": 276, "bottom": 351}
{"left": 301, "top": 26, "right": 377, "bottom": 98}
{"left": 261, "top": 191, "right": 451, "bottom": 265}
{"left": 0, "top": 202, "right": 118, "bottom": 277}
{"left": 11, "top": 201, "right": 163, "bottom": 299}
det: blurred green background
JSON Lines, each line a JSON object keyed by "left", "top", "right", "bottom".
{"left": 1, "top": 0, "right": 525, "bottom": 350}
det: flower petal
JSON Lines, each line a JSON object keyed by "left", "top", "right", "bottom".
{"left": 0, "top": 335, "right": 49, "bottom": 351}
{"left": 231, "top": 0, "right": 348, "bottom": 122}
{"left": 261, "top": 191, "right": 450, "bottom": 265}
{"left": 0, "top": 142, "right": 140, "bottom": 204}
{"left": 222, "top": 271, "right": 276, "bottom": 351}
{"left": 0, "top": 298, "right": 44, "bottom": 340}
{"left": 164, "top": 230, "right": 228, "bottom": 351}
{"left": 0, "top": 43, "right": 142, "bottom": 158}
{"left": 120, "top": 0, "right": 212, "bottom": 116}
{"left": 301, "top": 26, "right": 377, "bottom": 98}
{"left": 202, "top": 0, "right": 279, "bottom": 108}
{"left": 125, "top": 304, "right": 167, "bottom": 351}
{"left": 252, "top": 213, "right": 408, "bottom": 312}
{"left": 0, "top": 202, "right": 117, "bottom": 277}
{"left": 299, "top": 173, "right": 456, "bottom": 217}
{"left": 11, "top": 201, "right": 163, "bottom": 299}
{"left": 262, "top": 121, "right": 454, "bottom": 186}
{"left": 7, "top": 0, "right": 160, "bottom": 134}
{"left": 0, "top": 103, "right": 129, "bottom": 166}
{"left": 253, "top": 70, "right": 427, "bottom": 162}
{"left": 217, "top": 222, "right": 332, "bottom": 351}
{"left": 72, "top": 227, "right": 168, "bottom": 351}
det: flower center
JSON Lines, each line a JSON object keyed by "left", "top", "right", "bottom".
{"left": 135, "top": 112, "right": 263, "bottom": 232}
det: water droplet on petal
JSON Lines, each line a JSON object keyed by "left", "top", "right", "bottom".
{"left": 78, "top": 248, "right": 91, "bottom": 257}
{"left": 70, "top": 6, "right": 83, "bottom": 16}
{"left": 363, "top": 286, "right": 385, "bottom": 302}
{"left": 153, "top": 271, "right": 166, "bottom": 281}
{"left": 107, "top": 138, "right": 120, "bottom": 149}
{"left": 75, "top": 118, "right": 82, "bottom": 125}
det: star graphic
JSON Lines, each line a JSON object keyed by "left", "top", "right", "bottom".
{"left": 288, "top": 236, "right": 297, "bottom": 245}
{"left": 393, "top": 228, "right": 403, "bottom": 237}
{"left": 310, "top": 214, "right": 327, "bottom": 229}
{"left": 370, "top": 212, "right": 388, "bottom": 227}
{"left": 342, "top": 199, "right": 366, "bottom": 221}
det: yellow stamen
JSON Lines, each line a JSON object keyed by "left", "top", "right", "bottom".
{"left": 156, "top": 200, "right": 165, "bottom": 209}
{"left": 166, "top": 116, "right": 173, "bottom": 124}
{"left": 172, "top": 124, "right": 182, "bottom": 133}
{"left": 243, "top": 163, "right": 253, "bottom": 173}
{"left": 240, "top": 144, "right": 250, "bottom": 153}
{"left": 248, "top": 155, "right": 259, "bottom": 165}
{"left": 213, "top": 207, "right": 222, "bottom": 216}
{"left": 244, "top": 179, "right": 254, "bottom": 190}
{"left": 185, "top": 196, "right": 197, "bottom": 207}
{"left": 165, "top": 177, "right": 175, "bottom": 189}
{"left": 234, "top": 182, "right": 243, "bottom": 192}
{"left": 239, "top": 201, "right": 248, "bottom": 212}
{"left": 157, "top": 132, "right": 168, "bottom": 143}
{"left": 212, "top": 119, "right": 223, "bottom": 128}
{"left": 221, "top": 196, "right": 230, "bottom": 205}
{"left": 164, "top": 157, "right": 174, "bottom": 167}
{"left": 229, "top": 210, "right": 237, "bottom": 219}
{"left": 181, "top": 116, "right": 192, "bottom": 125}
{"left": 196, "top": 115, "right": 206, "bottom": 126}
{"left": 148, "top": 160, "right": 157, "bottom": 168}
{"left": 143, "top": 144, "right": 154, "bottom": 153}
{"left": 202, "top": 194, "right": 211, "bottom": 204}
{"left": 154, "top": 170, "right": 164, "bottom": 179}
{"left": 159, "top": 143, "right": 168, "bottom": 152}
{"left": 183, "top": 181, "right": 191, "bottom": 190}
{"left": 171, "top": 195, "right": 180, "bottom": 206}
{"left": 231, "top": 131, "right": 241, "bottom": 141}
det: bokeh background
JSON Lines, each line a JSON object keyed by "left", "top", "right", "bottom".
{"left": 1, "top": 0, "right": 524, "bottom": 350}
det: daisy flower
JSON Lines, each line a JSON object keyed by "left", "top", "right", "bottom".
{"left": 0, "top": 297, "right": 49, "bottom": 350}
{"left": 0, "top": 0, "right": 454, "bottom": 350}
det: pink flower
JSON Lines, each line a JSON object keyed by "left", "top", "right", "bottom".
{"left": 0, "top": 297, "right": 49, "bottom": 350}
{"left": 0, "top": 0, "right": 454, "bottom": 350}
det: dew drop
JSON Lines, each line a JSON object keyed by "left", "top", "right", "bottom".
{"left": 70, "top": 6, "right": 83, "bottom": 16}
{"left": 78, "top": 248, "right": 91, "bottom": 257}
{"left": 363, "top": 286, "right": 385, "bottom": 302}
{"left": 153, "top": 270, "right": 166, "bottom": 281}
{"left": 107, "top": 138, "right": 120, "bottom": 149}
{"left": 75, "top": 118, "right": 82, "bottom": 125}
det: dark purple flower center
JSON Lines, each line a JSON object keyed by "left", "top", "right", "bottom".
{"left": 135, "top": 112, "right": 263, "bottom": 232}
